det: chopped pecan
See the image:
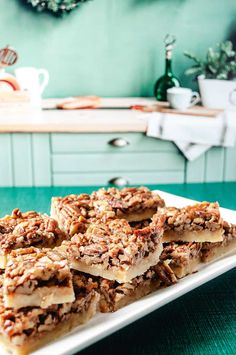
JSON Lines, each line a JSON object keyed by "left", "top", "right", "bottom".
{"left": 164, "top": 202, "right": 223, "bottom": 233}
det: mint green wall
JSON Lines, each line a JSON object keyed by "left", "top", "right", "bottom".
{"left": 0, "top": 0, "right": 236, "bottom": 98}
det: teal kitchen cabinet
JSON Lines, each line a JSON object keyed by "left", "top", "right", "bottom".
{"left": 0, "top": 133, "right": 235, "bottom": 187}
{"left": 0, "top": 134, "right": 51, "bottom": 187}
{"left": 51, "top": 133, "right": 185, "bottom": 185}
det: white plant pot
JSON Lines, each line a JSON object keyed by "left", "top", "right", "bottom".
{"left": 198, "top": 76, "right": 236, "bottom": 109}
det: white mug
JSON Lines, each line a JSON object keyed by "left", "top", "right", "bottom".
{"left": 167, "top": 87, "right": 200, "bottom": 110}
{"left": 15, "top": 67, "right": 49, "bottom": 107}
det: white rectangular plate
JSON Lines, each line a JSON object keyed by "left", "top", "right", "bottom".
{"left": 1, "top": 191, "right": 236, "bottom": 355}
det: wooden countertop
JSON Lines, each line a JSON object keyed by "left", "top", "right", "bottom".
{"left": 0, "top": 98, "right": 154, "bottom": 133}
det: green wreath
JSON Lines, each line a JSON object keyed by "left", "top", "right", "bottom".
{"left": 27, "top": 0, "right": 90, "bottom": 14}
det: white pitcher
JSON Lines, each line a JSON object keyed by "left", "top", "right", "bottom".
{"left": 15, "top": 67, "right": 49, "bottom": 107}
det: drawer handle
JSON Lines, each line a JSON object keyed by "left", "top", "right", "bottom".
{"left": 108, "top": 138, "right": 130, "bottom": 148}
{"left": 108, "top": 177, "right": 129, "bottom": 187}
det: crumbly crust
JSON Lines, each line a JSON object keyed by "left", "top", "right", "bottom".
{"left": 0, "top": 209, "right": 66, "bottom": 258}
{"left": 164, "top": 202, "right": 223, "bottom": 236}
{"left": 62, "top": 211, "right": 166, "bottom": 282}
{"left": 91, "top": 187, "right": 165, "bottom": 218}
{"left": 201, "top": 221, "right": 236, "bottom": 261}
{"left": 0, "top": 272, "right": 99, "bottom": 349}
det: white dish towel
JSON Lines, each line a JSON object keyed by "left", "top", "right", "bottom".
{"left": 146, "top": 110, "right": 236, "bottom": 160}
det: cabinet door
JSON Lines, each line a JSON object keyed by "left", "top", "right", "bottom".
{"left": 53, "top": 171, "right": 185, "bottom": 186}
{"left": 52, "top": 152, "right": 185, "bottom": 173}
{"left": 51, "top": 133, "right": 185, "bottom": 187}
{"left": 12, "top": 134, "right": 33, "bottom": 186}
{"left": 0, "top": 133, "right": 51, "bottom": 187}
{"left": 51, "top": 133, "right": 178, "bottom": 153}
{"left": 32, "top": 134, "right": 51, "bottom": 186}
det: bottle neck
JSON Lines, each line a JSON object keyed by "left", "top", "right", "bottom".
{"left": 165, "top": 58, "right": 172, "bottom": 75}
{"left": 165, "top": 49, "right": 172, "bottom": 75}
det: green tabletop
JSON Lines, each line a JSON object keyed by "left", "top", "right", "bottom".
{"left": 0, "top": 182, "right": 235, "bottom": 355}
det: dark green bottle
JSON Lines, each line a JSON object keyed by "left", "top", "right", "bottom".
{"left": 154, "top": 34, "right": 180, "bottom": 101}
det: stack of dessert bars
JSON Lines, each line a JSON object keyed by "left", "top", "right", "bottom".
{"left": 0, "top": 187, "right": 235, "bottom": 354}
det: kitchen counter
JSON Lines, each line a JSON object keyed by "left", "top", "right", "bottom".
{"left": 0, "top": 109, "right": 148, "bottom": 133}
{"left": 0, "top": 182, "right": 235, "bottom": 355}
{"left": 0, "top": 98, "right": 154, "bottom": 133}
{"left": 0, "top": 98, "right": 235, "bottom": 187}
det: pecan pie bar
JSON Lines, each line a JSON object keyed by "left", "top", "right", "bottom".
{"left": 3, "top": 247, "right": 75, "bottom": 309}
{"left": 61, "top": 212, "right": 165, "bottom": 283}
{"left": 51, "top": 193, "right": 92, "bottom": 236}
{"left": 98, "top": 261, "right": 176, "bottom": 312}
{"left": 201, "top": 221, "right": 236, "bottom": 262}
{"left": 163, "top": 202, "right": 224, "bottom": 243}
{"left": 0, "top": 273, "right": 99, "bottom": 355}
{"left": 91, "top": 187, "right": 165, "bottom": 222}
{"left": 0, "top": 208, "right": 66, "bottom": 269}
{"left": 160, "top": 242, "right": 202, "bottom": 279}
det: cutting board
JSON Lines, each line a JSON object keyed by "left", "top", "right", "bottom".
{"left": 139, "top": 102, "right": 223, "bottom": 117}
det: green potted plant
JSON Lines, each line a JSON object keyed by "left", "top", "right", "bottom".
{"left": 184, "top": 41, "right": 236, "bottom": 108}
{"left": 27, "top": 0, "right": 90, "bottom": 14}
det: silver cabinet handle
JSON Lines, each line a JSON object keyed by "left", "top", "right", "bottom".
{"left": 108, "top": 137, "right": 130, "bottom": 148}
{"left": 108, "top": 177, "right": 129, "bottom": 187}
